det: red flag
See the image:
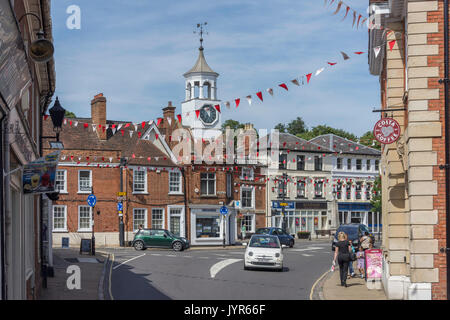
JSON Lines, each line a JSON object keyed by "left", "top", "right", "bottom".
{"left": 214, "top": 104, "right": 221, "bottom": 113}
{"left": 306, "top": 73, "right": 312, "bottom": 84}
{"left": 155, "top": 133, "right": 159, "bottom": 140}
{"left": 138, "top": 132, "right": 142, "bottom": 138}
{"left": 235, "top": 99, "right": 240, "bottom": 108}
{"left": 356, "top": 14, "right": 362, "bottom": 29}
{"left": 44, "top": 115, "right": 49, "bottom": 120}
{"left": 328, "top": 62, "right": 337, "bottom": 66}
{"left": 157, "top": 118, "right": 163, "bottom": 126}
{"left": 256, "top": 91, "right": 263, "bottom": 101}
{"left": 83, "top": 123, "right": 89, "bottom": 129}
{"left": 124, "top": 123, "right": 130, "bottom": 128}
{"left": 102, "top": 126, "right": 106, "bottom": 133}
{"left": 141, "top": 121, "right": 146, "bottom": 128}
{"left": 354, "top": 51, "right": 364, "bottom": 55}
{"left": 389, "top": 40, "right": 396, "bottom": 51}
{"left": 121, "top": 129, "right": 124, "bottom": 136}
{"left": 195, "top": 110, "right": 200, "bottom": 118}
{"left": 177, "top": 114, "right": 182, "bottom": 123}
{"left": 342, "top": 6, "right": 350, "bottom": 21}
{"left": 279, "top": 83, "right": 288, "bottom": 91}
{"left": 112, "top": 124, "right": 116, "bottom": 129}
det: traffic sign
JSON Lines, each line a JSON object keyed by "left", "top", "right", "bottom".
{"left": 220, "top": 206, "right": 229, "bottom": 216}
{"left": 234, "top": 200, "right": 241, "bottom": 209}
{"left": 117, "top": 192, "right": 126, "bottom": 196}
{"left": 87, "top": 194, "right": 97, "bottom": 207}
{"left": 117, "top": 202, "right": 123, "bottom": 212}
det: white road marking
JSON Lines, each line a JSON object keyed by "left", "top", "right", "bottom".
{"left": 210, "top": 259, "right": 242, "bottom": 278}
{"left": 291, "top": 246, "right": 323, "bottom": 252}
{"left": 302, "top": 254, "right": 313, "bottom": 257}
{"left": 165, "top": 255, "right": 176, "bottom": 257}
{"left": 151, "top": 253, "right": 162, "bottom": 256}
{"left": 113, "top": 253, "right": 146, "bottom": 270}
{"left": 199, "top": 257, "right": 210, "bottom": 259}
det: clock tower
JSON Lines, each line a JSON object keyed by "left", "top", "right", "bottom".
{"left": 181, "top": 26, "right": 221, "bottom": 139}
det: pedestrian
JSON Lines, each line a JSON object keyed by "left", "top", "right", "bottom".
{"left": 356, "top": 246, "right": 365, "bottom": 278}
{"left": 333, "top": 231, "right": 352, "bottom": 287}
{"left": 138, "top": 224, "right": 143, "bottom": 231}
{"left": 348, "top": 240, "right": 356, "bottom": 278}
{"left": 360, "top": 231, "right": 371, "bottom": 251}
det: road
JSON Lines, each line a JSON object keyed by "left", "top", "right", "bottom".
{"left": 101, "top": 240, "right": 332, "bottom": 300}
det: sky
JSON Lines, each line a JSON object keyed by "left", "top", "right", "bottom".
{"left": 50, "top": 0, "right": 380, "bottom": 137}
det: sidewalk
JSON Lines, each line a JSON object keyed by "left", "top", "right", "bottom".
{"left": 315, "top": 268, "right": 387, "bottom": 300}
{"left": 38, "top": 248, "right": 108, "bottom": 300}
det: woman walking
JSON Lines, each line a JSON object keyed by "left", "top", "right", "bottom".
{"left": 333, "top": 231, "right": 352, "bottom": 287}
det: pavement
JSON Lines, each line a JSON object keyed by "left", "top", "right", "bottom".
{"left": 38, "top": 248, "right": 109, "bottom": 300}
{"left": 312, "top": 262, "right": 387, "bottom": 300}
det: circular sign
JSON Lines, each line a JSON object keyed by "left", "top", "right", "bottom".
{"left": 87, "top": 194, "right": 97, "bottom": 207}
{"left": 220, "top": 206, "right": 229, "bottom": 215}
{"left": 373, "top": 118, "right": 401, "bottom": 144}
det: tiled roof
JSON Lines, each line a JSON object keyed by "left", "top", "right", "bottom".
{"left": 309, "top": 134, "right": 381, "bottom": 156}
{"left": 184, "top": 48, "right": 218, "bottom": 76}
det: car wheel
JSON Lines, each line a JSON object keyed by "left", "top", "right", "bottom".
{"left": 172, "top": 241, "right": 183, "bottom": 252}
{"left": 133, "top": 240, "right": 145, "bottom": 251}
{"left": 244, "top": 263, "right": 250, "bottom": 271}
{"left": 289, "top": 240, "right": 294, "bottom": 248}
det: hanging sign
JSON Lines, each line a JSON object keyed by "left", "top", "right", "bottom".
{"left": 23, "top": 151, "right": 60, "bottom": 194}
{"left": 373, "top": 118, "right": 401, "bottom": 144}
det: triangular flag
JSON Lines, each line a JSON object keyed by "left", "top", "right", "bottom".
{"left": 246, "top": 95, "right": 252, "bottom": 106}
{"left": 92, "top": 125, "right": 96, "bottom": 132}
{"left": 354, "top": 51, "right": 364, "bottom": 55}
{"left": 389, "top": 40, "right": 396, "bottom": 51}
{"left": 235, "top": 98, "right": 240, "bottom": 108}
{"left": 141, "top": 121, "right": 146, "bottom": 128}
{"left": 267, "top": 88, "right": 273, "bottom": 96}
{"left": 333, "top": 1, "right": 343, "bottom": 15}
{"left": 306, "top": 73, "right": 312, "bottom": 84}
{"left": 155, "top": 133, "right": 159, "bottom": 140}
{"left": 328, "top": 62, "right": 337, "bottom": 66}
{"left": 177, "top": 114, "right": 182, "bottom": 123}
{"left": 352, "top": 11, "right": 357, "bottom": 27}
{"left": 195, "top": 110, "right": 200, "bottom": 118}
{"left": 74, "top": 121, "right": 78, "bottom": 127}
{"left": 356, "top": 14, "right": 362, "bottom": 29}
{"left": 157, "top": 118, "right": 163, "bottom": 126}
{"left": 117, "top": 124, "right": 123, "bottom": 131}
{"left": 291, "top": 79, "right": 300, "bottom": 86}
{"left": 225, "top": 101, "right": 231, "bottom": 109}
{"left": 342, "top": 6, "right": 350, "bottom": 21}
{"left": 44, "top": 115, "right": 49, "bottom": 120}
{"left": 129, "top": 131, "right": 133, "bottom": 138}
{"left": 121, "top": 129, "right": 124, "bottom": 136}
{"left": 341, "top": 51, "right": 350, "bottom": 60}
{"left": 133, "top": 123, "right": 138, "bottom": 131}
{"left": 148, "top": 120, "right": 154, "bottom": 126}
{"left": 138, "top": 132, "right": 142, "bottom": 138}
{"left": 167, "top": 117, "right": 172, "bottom": 126}
{"left": 315, "top": 68, "right": 325, "bottom": 76}
{"left": 214, "top": 104, "right": 221, "bottom": 113}
{"left": 256, "top": 91, "right": 263, "bottom": 101}
{"left": 374, "top": 46, "right": 381, "bottom": 58}
{"left": 124, "top": 123, "right": 130, "bottom": 128}
{"left": 279, "top": 83, "right": 288, "bottom": 91}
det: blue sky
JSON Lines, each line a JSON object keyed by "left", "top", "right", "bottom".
{"left": 51, "top": 0, "right": 380, "bottom": 136}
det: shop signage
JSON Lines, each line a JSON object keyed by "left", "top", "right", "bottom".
{"left": 295, "top": 218, "right": 300, "bottom": 226}
{"left": 365, "top": 249, "right": 383, "bottom": 279}
{"left": 22, "top": 151, "right": 60, "bottom": 194}
{"left": 373, "top": 118, "right": 401, "bottom": 144}
{"left": 272, "top": 201, "right": 295, "bottom": 209}
{"left": 295, "top": 201, "right": 327, "bottom": 210}
{"left": 314, "top": 217, "right": 318, "bottom": 226}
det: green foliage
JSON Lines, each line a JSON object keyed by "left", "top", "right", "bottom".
{"left": 64, "top": 110, "right": 76, "bottom": 118}
{"left": 359, "top": 131, "right": 381, "bottom": 150}
{"left": 286, "top": 117, "right": 307, "bottom": 135}
{"left": 370, "top": 176, "right": 382, "bottom": 213}
{"left": 222, "top": 119, "right": 245, "bottom": 131}
{"left": 274, "top": 123, "right": 286, "bottom": 133}
{"left": 297, "top": 125, "right": 358, "bottom": 142}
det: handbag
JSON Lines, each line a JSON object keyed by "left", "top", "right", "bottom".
{"left": 349, "top": 251, "right": 356, "bottom": 261}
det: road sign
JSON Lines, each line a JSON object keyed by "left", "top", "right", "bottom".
{"left": 117, "top": 192, "right": 126, "bottom": 196}
{"left": 117, "top": 202, "right": 123, "bottom": 212}
{"left": 87, "top": 194, "right": 96, "bottom": 207}
{"left": 220, "top": 206, "right": 228, "bottom": 215}
{"left": 234, "top": 200, "right": 241, "bottom": 209}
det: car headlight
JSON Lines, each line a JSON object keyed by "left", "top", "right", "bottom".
{"left": 248, "top": 251, "right": 253, "bottom": 256}
{"left": 275, "top": 253, "right": 280, "bottom": 258}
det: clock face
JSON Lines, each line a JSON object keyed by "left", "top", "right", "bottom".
{"left": 199, "top": 104, "right": 217, "bottom": 125}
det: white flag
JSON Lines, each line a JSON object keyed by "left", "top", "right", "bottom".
{"left": 374, "top": 46, "right": 381, "bottom": 58}
{"left": 117, "top": 124, "right": 123, "bottom": 131}
{"left": 74, "top": 121, "right": 78, "bottom": 127}
{"left": 133, "top": 123, "right": 138, "bottom": 131}
{"left": 109, "top": 157, "right": 112, "bottom": 163}
{"left": 129, "top": 131, "right": 133, "bottom": 138}
{"left": 167, "top": 117, "right": 172, "bottom": 126}
{"left": 246, "top": 95, "right": 252, "bottom": 106}
{"left": 267, "top": 88, "right": 274, "bottom": 96}
{"left": 92, "top": 124, "right": 96, "bottom": 132}
{"left": 315, "top": 67, "right": 325, "bottom": 76}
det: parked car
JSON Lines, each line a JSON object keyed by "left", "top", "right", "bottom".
{"left": 132, "top": 229, "right": 189, "bottom": 251}
{"left": 331, "top": 224, "right": 374, "bottom": 251}
{"left": 255, "top": 227, "right": 295, "bottom": 247}
{"left": 244, "top": 235, "right": 283, "bottom": 271}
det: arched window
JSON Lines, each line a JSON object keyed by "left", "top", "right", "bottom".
{"left": 203, "top": 81, "right": 211, "bottom": 99}
{"left": 194, "top": 81, "right": 200, "bottom": 98}
{"left": 186, "top": 83, "right": 192, "bottom": 100}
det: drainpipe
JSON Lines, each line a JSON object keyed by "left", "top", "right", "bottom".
{"left": 181, "top": 167, "right": 189, "bottom": 239}
{"left": 0, "top": 111, "right": 6, "bottom": 299}
{"left": 438, "top": 0, "right": 450, "bottom": 300}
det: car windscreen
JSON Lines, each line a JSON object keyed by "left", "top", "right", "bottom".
{"left": 335, "top": 226, "right": 358, "bottom": 239}
{"left": 249, "top": 236, "right": 280, "bottom": 248}
{"left": 255, "top": 228, "right": 270, "bottom": 234}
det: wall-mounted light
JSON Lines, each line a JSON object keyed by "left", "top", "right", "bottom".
{"left": 18, "top": 12, "right": 54, "bottom": 63}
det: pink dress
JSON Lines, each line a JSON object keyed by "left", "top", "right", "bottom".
{"left": 356, "top": 251, "right": 365, "bottom": 269}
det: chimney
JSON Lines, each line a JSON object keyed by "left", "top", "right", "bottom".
{"left": 91, "top": 93, "right": 107, "bottom": 140}
{"left": 162, "top": 101, "right": 176, "bottom": 147}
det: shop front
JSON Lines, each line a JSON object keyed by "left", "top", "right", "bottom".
{"left": 338, "top": 202, "right": 382, "bottom": 235}
{"left": 271, "top": 201, "right": 329, "bottom": 236}
{"left": 189, "top": 206, "right": 236, "bottom": 246}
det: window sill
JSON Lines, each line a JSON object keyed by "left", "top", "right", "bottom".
{"left": 77, "top": 191, "right": 92, "bottom": 194}
{"left": 169, "top": 192, "right": 184, "bottom": 196}
{"left": 77, "top": 229, "right": 92, "bottom": 233}
{"left": 53, "top": 229, "right": 68, "bottom": 233}
{"left": 133, "top": 192, "right": 149, "bottom": 195}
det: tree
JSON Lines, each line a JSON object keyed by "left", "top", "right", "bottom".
{"left": 286, "top": 117, "right": 307, "bottom": 135}
{"left": 222, "top": 119, "right": 245, "bottom": 131}
{"left": 359, "top": 131, "right": 381, "bottom": 150}
{"left": 370, "top": 176, "right": 382, "bottom": 214}
{"left": 65, "top": 110, "right": 76, "bottom": 118}
{"left": 297, "top": 125, "right": 358, "bottom": 141}
{"left": 274, "top": 123, "right": 286, "bottom": 133}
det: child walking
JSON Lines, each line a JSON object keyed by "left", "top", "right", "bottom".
{"left": 356, "top": 246, "right": 365, "bottom": 278}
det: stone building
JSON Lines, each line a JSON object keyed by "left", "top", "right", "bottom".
{"left": 0, "top": 0, "right": 56, "bottom": 299}
{"left": 368, "top": 0, "right": 447, "bottom": 299}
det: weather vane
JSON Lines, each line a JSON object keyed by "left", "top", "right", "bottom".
{"left": 193, "top": 22, "right": 208, "bottom": 49}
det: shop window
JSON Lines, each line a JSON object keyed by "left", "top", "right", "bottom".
{"left": 196, "top": 216, "right": 220, "bottom": 238}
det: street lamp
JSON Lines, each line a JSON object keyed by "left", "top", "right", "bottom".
{"left": 48, "top": 97, "right": 66, "bottom": 142}
{"left": 18, "top": 13, "right": 54, "bottom": 63}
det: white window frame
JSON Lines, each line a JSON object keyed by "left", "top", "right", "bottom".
{"left": 314, "top": 180, "right": 324, "bottom": 198}
{"left": 347, "top": 158, "right": 352, "bottom": 170}
{"left": 167, "top": 205, "right": 185, "bottom": 238}
{"left": 240, "top": 167, "right": 254, "bottom": 181}
{"left": 55, "top": 169, "right": 67, "bottom": 193}
{"left": 151, "top": 208, "right": 165, "bottom": 229}
{"left": 336, "top": 158, "right": 343, "bottom": 170}
{"left": 78, "top": 206, "right": 92, "bottom": 232}
{"left": 200, "top": 173, "right": 216, "bottom": 196}
{"left": 168, "top": 171, "right": 183, "bottom": 195}
{"left": 52, "top": 205, "right": 67, "bottom": 232}
{"left": 133, "top": 168, "right": 148, "bottom": 194}
{"left": 241, "top": 214, "right": 256, "bottom": 233}
{"left": 241, "top": 186, "right": 255, "bottom": 209}
{"left": 133, "top": 208, "right": 148, "bottom": 232}
{"left": 78, "top": 170, "right": 92, "bottom": 193}
{"left": 356, "top": 159, "right": 362, "bottom": 171}
{"left": 366, "top": 159, "right": 372, "bottom": 171}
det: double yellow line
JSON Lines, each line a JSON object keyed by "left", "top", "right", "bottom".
{"left": 309, "top": 270, "right": 330, "bottom": 300}
{"left": 108, "top": 254, "right": 115, "bottom": 300}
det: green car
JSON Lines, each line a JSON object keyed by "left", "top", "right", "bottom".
{"left": 132, "top": 229, "right": 190, "bottom": 252}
